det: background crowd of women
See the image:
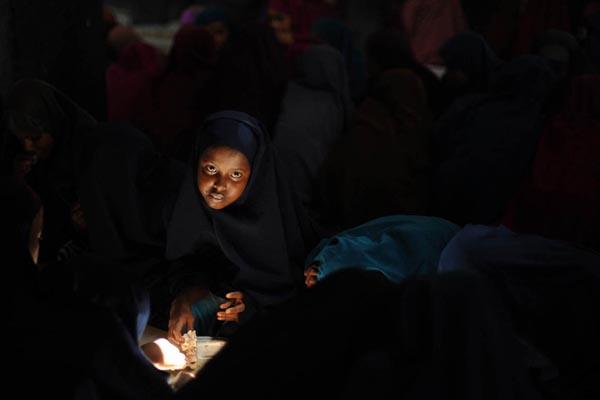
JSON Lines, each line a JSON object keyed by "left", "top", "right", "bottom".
{"left": 1, "top": 0, "right": 599, "bottom": 399}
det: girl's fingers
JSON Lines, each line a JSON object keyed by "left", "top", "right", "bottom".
{"left": 225, "top": 291, "right": 243, "bottom": 300}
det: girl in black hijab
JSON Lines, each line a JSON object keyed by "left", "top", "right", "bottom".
{"left": 165, "top": 110, "right": 319, "bottom": 342}
{"left": 4, "top": 79, "right": 99, "bottom": 262}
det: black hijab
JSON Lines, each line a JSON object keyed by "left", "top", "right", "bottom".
{"left": 432, "top": 56, "right": 558, "bottom": 225}
{"left": 366, "top": 28, "right": 443, "bottom": 116}
{"left": 5, "top": 79, "right": 99, "bottom": 261}
{"left": 5, "top": 79, "right": 98, "bottom": 195}
{"left": 166, "top": 111, "right": 318, "bottom": 307}
{"left": 439, "top": 31, "right": 503, "bottom": 94}
{"left": 205, "top": 23, "right": 289, "bottom": 135}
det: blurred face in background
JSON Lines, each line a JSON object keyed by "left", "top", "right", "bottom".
{"left": 204, "top": 21, "right": 229, "bottom": 48}
{"left": 15, "top": 130, "right": 55, "bottom": 161}
{"left": 268, "top": 9, "right": 294, "bottom": 45}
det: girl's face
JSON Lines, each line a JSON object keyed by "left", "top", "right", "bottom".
{"left": 197, "top": 146, "right": 251, "bottom": 210}
{"left": 16, "top": 130, "right": 54, "bottom": 160}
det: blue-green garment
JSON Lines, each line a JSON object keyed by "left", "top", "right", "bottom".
{"left": 305, "top": 215, "right": 460, "bottom": 284}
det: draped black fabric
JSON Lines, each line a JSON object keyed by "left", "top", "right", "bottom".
{"left": 176, "top": 269, "right": 542, "bottom": 400}
{"left": 0, "top": 176, "right": 41, "bottom": 317}
{"left": 439, "top": 31, "right": 503, "bottom": 94}
{"left": 319, "top": 69, "right": 432, "bottom": 229}
{"left": 204, "top": 23, "right": 289, "bottom": 134}
{"left": 79, "top": 122, "right": 186, "bottom": 264}
{"left": 1, "top": 177, "right": 171, "bottom": 399}
{"left": 273, "top": 45, "right": 352, "bottom": 211}
{"left": 432, "top": 56, "right": 558, "bottom": 225}
{"left": 5, "top": 79, "right": 99, "bottom": 261}
{"left": 166, "top": 111, "right": 319, "bottom": 307}
{"left": 439, "top": 225, "right": 600, "bottom": 399}
{"left": 365, "top": 28, "right": 444, "bottom": 116}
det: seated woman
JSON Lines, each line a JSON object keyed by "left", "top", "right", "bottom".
{"left": 304, "top": 215, "right": 459, "bottom": 288}
{"left": 1, "top": 176, "right": 172, "bottom": 399}
{"left": 165, "top": 111, "right": 320, "bottom": 342}
{"left": 438, "top": 224, "right": 600, "bottom": 398}
{"left": 4, "top": 79, "right": 99, "bottom": 263}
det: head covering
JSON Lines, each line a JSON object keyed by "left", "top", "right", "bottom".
{"left": 168, "top": 25, "right": 216, "bottom": 74}
{"left": 366, "top": 28, "right": 420, "bottom": 73}
{"left": 502, "top": 74, "right": 600, "bottom": 250}
{"left": 273, "top": 45, "right": 352, "bottom": 208}
{"left": 200, "top": 118, "right": 259, "bottom": 167}
{"left": 532, "top": 29, "right": 590, "bottom": 77}
{"left": 180, "top": 5, "right": 205, "bottom": 26}
{"left": 79, "top": 122, "right": 185, "bottom": 262}
{"left": 366, "top": 28, "right": 443, "bottom": 115}
{"left": 311, "top": 17, "right": 367, "bottom": 102}
{"left": 139, "top": 26, "right": 216, "bottom": 159}
{"left": 432, "top": 56, "right": 558, "bottom": 225}
{"left": 295, "top": 45, "right": 353, "bottom": 128}
{"left": 6, "top": 79, "right": 96, "bottom": 139}
{"left": 399, "top": 0, "right": 468, "bottom": 65}
{"left": 205, "top": 23, "right": 288, "bottom": 134}
{"left": 107, "top": 25, "right": 141, "bottom": 54}
{"left": 320, "top": 69, "right": 432, "bottom": 228}
{"left": 166, "top": 111, "right": 319, "bottom": 307}
{"left": 5, "top": 79, "right": 98, "bottom": 262}
{"left": 194, "top": 5, "right": 229, "bottom": 28}
{"left": 268, "top": 0, "right": 336, "bottom": 38}
{"left": 439, "top": 31, "right": 503, "bottom": 92}
{"left": 106, "top": 40, "right": 163, "bottom": 122}
{"left": 5, "top": 79, "right": 98, "bottom": 192}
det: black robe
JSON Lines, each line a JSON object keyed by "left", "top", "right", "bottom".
{"left": 5, "top": 79, "right": 99, "bottom": 262}
{"left": 166, "top": 111, "right": 320, "bottom": 309}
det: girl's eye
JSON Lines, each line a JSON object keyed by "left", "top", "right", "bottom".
{"left": 231, "top": 171, "right": 243, "bottom": 179}
{"left": 205, "top": 165, "right": 217, "bottom": 174}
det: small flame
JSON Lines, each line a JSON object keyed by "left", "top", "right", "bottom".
{"left": 153, "top": 338, "right": 187, "bottom": 370}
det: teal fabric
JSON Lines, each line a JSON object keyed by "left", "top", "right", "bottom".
{"left": 306, "top": 215, "right": 460, "bottom": 284}
{"left": 191, "top": 292, "right": 226, "bottom": 336}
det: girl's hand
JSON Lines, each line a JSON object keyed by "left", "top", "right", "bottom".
{"left": 216, "top": 291, "right": 245, "bottom": 322}
{"left": 168, "top": 287, "right": 207, "bottom": 344}
{"left": 304, "top": 263, "right": 320, "bottom": 288}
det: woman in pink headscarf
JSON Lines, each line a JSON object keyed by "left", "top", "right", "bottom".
{"left": 399, "top": 0, "right": 468, "bottom": 66}
{"left": 503, "top": 75, "right": 600, "bottom": 250}
{"left": 141, "top": 26, "right": 217, "bottom": 160}
{"left": 106, "top": 27, "right": 164, "bottom": 122}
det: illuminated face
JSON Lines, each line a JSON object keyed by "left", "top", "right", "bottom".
{"left": 29, "top": 207, "right": 43, "bottom": 265}
{"left": 197, "top": 146, "right": 251, "bottom": 210}
{"left": 268, "top": 9, "right": 294, "bottom": 45}
{"left": 15, "top": 130, "right": 54, "bottom": 160}
{"left": 204, "top": 21, "right": 230, "bottom": 49}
